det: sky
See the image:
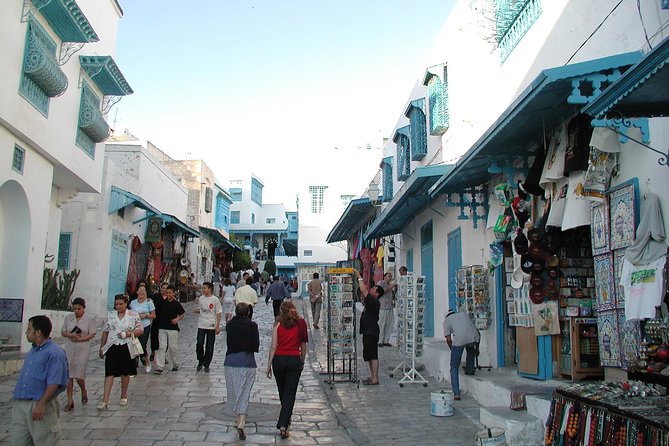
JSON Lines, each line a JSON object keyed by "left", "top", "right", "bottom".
{"left": 113, "top": 1, "right": 455, "bottom": 205}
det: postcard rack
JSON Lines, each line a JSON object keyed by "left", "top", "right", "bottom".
{"left": 324, "top": 268, "right": 358, "bottom": 388}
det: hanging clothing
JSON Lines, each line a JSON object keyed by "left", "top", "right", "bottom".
{"left": 540, "top": 123, "right": 568, "bottom": 188}
{"left": 621, "top": 255, "right": 667, "bottom": 321}
{"left": 561, "top": 171, "right": 591, "bottom": 230}
{"left": 625, "top": 193, "right": 667, "bottom": 266}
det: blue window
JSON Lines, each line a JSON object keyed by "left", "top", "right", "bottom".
{"left": 251, "top": 178, "right": 263, "bottom": 205}
{"left": 496, "top": 0, "right": 542, "bottom": 62}
{"left": 406, "top": 98, "right": 427, "bottom": 161}
{"left": 406, "top": 249, "right": 414, "bottom": 273}
{"left": 19, "top": 16, "right": 68, "bottom": 116}
{"left": 76, "top": 82, "right": 108, "bottom": 158}
{"left": 12, "top": 145, "right": 26, "bottom": 174}
{"left": 382, "top": 156, "right": 393, "bottom": 203}
{"left": 394, "top": 126, "right": 410, "bottom": 181}
{"left": 230, "top": 188, "right": 242, "bottom": 202}
{"left": 663, "top": 0, "right": 669, "bottom": 9}
{"left": 424, "top": 65, "right": 449, "bottom": 135}
{"left": 251, "top": 213, "right": 255, "bottom": 224}
{"left": 215, "top": 193, "right": 230, "bottom": 231}
{"left": 57, "top": 233, "right": 72, "bottom": 270}
{"left": 231, "top": 211, "right": 240, "bottom": 224}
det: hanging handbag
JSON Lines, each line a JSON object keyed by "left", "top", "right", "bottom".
{"left": 128, "top": 333, "right": 144, "bottom": 359}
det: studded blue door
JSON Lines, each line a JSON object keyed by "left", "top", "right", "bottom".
{"left": 107, "top": 230, "right": 128, "bottom": 310}
{"left": 447, "top": 228, "right": 462, "bottom": 311}
{"left": 421, "top": 222, "right": 434, "bottom": 337}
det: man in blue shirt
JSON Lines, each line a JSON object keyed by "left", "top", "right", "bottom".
{"left": 265, "top": 275, "right": 290, "bottom": 318}
{"left": 11, "top": 315, "right": 68, "bottom": 445}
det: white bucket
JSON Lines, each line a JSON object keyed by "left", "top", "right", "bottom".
{"left": 430, "top": 390, "right": 454, "bottom": 417}
{"left": 475, "top": 427, "right": 506, "bottom": 446}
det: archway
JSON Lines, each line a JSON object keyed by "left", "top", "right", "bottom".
{"left": 0, "top": 180, "right": 31, "bottom": 297}
{"left": 265, "top": 236, "right": 278, "bottom": 260}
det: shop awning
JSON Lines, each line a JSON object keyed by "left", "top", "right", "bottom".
{"left": 326, "top": 198, "right": 376, "bottom": 243}
{"left": 429, "top": 52, "right": 643, "bottom": 196}
{"left": 582, "top": 36, "right": 669, "bottom": 118}
{"left": 108, "top": 186, "right": 160, "bottom": 215}
{"left": 162, "top": 214, "right": 199, "bottom": 238}
{"left": 199, "top": 226, "right": 241, "bottom": 250}
{"left": 365, "top": 164, "right": 451, "bottom": 240}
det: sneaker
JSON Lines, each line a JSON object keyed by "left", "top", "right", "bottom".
{"left": 145, "top": 364, "right": 151, "bottom": 373}
{"left": 204, "top": 366, "right": 210, "bottom": 373}
{"left": 154, "top": 368, "right": 163, "bottom": 375}
{"left": 377, "top": 343, "right": 384, "bottom": 347}
{"left": 196, "top": 363, "right": 203, "bottom": 372}
{"left": 171, "top": 366, "right": 179, "bottom": 372}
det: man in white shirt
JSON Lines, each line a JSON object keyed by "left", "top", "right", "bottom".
{"left": 234, "top": 276, "right": 258, "bottom": 319}
{"left": 194, "top": 282, "right": 222, "bottom": 373}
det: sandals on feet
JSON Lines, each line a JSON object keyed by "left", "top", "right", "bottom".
{"left": 63, "top": 402, "right": 74, "bottom": 412}
{"left": 96, "top": 401, "right": 108, "bottom": 410}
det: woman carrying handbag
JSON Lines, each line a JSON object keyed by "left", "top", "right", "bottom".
{"left": 98, "top": 294, "right": 143, "bottom": 409}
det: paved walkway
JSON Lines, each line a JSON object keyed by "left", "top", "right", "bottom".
{"left": 0, "top": 300, "right": 483, "bottom": 445}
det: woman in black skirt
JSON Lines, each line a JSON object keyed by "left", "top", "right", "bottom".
{"left": 97, "top": 294, "right": 143, "bottom": 409}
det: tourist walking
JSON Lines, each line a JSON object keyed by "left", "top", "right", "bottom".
{"left": 225, "top": 303, "right": 260, "bottom": 441}
{"left": 10, "top": 315, "right": 68, "bottom": 445}
{"left": 129, "top": 283, "right": 156, "bottom": 373}
{"left": 61, "top": 297, "right": 96, "bottom": 411}
{"left": 265, "top": 274, "right": 290, "bottom": 318}
{"left": 443, "top": 309, "right": 481, "bottom": 400}
{"left": 97, "top": 294, "right": 144, "bottom": 409}
{"left": 150, "top": 283, "right": 168, "bottom": 362}
{"left": 266, "top": 300, "right": 308, "bottom": 439}
{"left": 234, "top": 276, "right": 258, "bottom": 319}
{"left": 307, "top": 272, "right": 323, "bottom": 329}
{"left": 221, "top": 278, "right": 236, "bottom": 325}
{"left": 194, "top": 282, "right": 222, "bottom": 372}
{"left": 155, "top": 285, "right": 185, "bottom": 374}
{"left": 355, "top": 270, "right": 384, "bottom": 385}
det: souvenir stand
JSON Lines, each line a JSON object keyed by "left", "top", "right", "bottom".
{"left": 324, "top": 268, "right": 358, "bottom": 388}
{"left": 391, "top": 273, "right": 428, "bottom": 387}
{"left": 456, "top": 265, "right": 491, "bottom": 330}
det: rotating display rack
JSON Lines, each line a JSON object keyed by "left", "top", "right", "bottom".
{"left": 324, "top": 268, "right": 358, "bottom": 388}
{"left": 456, "top": 265, "right": 491, "bottom": 330}
{"left": 391, "top": 273, "right": 428, "bottom": 387}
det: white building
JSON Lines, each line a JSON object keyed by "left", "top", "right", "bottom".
{"left": 332, "top": 0, "right": 669, "bottom": 388}
{"left": 60, "top": 135, "right": 192, "bottom": 324}
{"left": 0, "top": 0, "right": 132, "bottom": 352}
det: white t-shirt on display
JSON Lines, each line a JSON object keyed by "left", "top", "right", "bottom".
{"left": 622, "top": 256, "right": 667, "bottom": 321}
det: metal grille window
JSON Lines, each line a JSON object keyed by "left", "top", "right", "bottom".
{"left": 215, "top": 193, "right": 230, "bottom": 229}
{"left": 251, "top": 178, "right": 263, "bottom": 205}
{"left": 425, "top": 65, "right": 449, "bottom": 135}
{"left": 496, "top": 0, "right": 542, "bottom": 62}
{"left": 407, "top": 99, "right": 428, "bottom": 161}
{"left": 309, "top": 186, "right": 328, "bottom": 214}
{"left": 12, "top": 145, "right": 26, "bottom": 174}
{"left": 19, "top": 16, "right": 68, "bottom": 116}
{"left": 230, "top": 188, "right": 242, "bottom": 202}
{"left": 382, "top": 156, "right": 393, "bottom": 202}
{"left": 76, "top": 82, "right": 108, "bottom": 158}
{"left": 57, "top": 233, "right": 72, "bottom": 270}
{"left": 394, "top": 127, "right": 411, "bottom": 181}
{"left": 231, "top": 211, "right": 240, "bottom": 224}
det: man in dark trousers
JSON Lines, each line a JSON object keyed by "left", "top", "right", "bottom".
{"left": 150, "top": 282, "right": 168, "bottom": 362}
{"left": 265, "top": 275, "right": 290, "bottom": 318}
{"left": 355, "top": 270, "right": 384, "bottom": 385}
{"left": 154, "top": 285, "right": 185, "bottom": 374}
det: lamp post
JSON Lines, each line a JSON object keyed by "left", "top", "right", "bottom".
{"left": 367, "top": 181, "right": 380, "bottom": 205}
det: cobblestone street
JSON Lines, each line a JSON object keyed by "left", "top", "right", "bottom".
{"left": 0, "top": 299, "right": 483, "bottom": 445}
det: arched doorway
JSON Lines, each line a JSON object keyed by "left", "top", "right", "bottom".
{"left": 265, "top": 236, "right": 278, "bottom": 260}
{"left": 0, "top": 180, "right": 31, "bottom": 297}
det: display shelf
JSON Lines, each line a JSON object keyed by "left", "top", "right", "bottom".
{"left": 556, "top": 317, "right": 604, "bottom": 381}
{"left": 324, "top": 268, "right": 358, "bottom": 388}
{"left": 391, "top": 273, "right": 428, "bottom": 387}
{"left": 456, "top": 265, "right": 491, "bottom": 330}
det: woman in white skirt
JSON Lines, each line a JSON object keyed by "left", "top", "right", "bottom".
{"left": 61, "top": 297, "right": 97, "bottom": 411}
{"left": 221, "top": 278, "right": 236, "bottom": 325}
{"left": 224, "top": 303, "right": 260, "bottom": 441}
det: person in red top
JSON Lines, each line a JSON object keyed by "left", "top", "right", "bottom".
{"left": 266, "top": 300, "right": 308, "bottom": 439}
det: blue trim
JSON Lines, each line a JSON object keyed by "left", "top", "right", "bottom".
{"left": 382, "top": 156, "right": 393, "bottom": 202}
{"left": 162, "top": 214, "right": 199, "bottom": 237}
{"left": 495, "top": 263, "right": 505, "bottom": 368}
{"left": 108, "top": 186, "right": 160, "bottom": 215}
{"left": 325, "top": 198, "right": 374, "bottom": 243}
{"left": 406, "top": 248, "right": 414, "bottom": 272}
{"left": 57, "top": 232, "right": 71, "bottom": 270}
{"left": 364, "top": 164, "right": 452, "bottom": 240}
{"left": 79, "top": 56, "right": 133, "bottom": 96}
{"left": 33, "top": 0, "right": 99, "bottom": 43}
{"left": 430, "top": 52, "right": 643, "bottom": 196}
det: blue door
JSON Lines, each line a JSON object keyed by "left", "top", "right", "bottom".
{"left": 447, "top": 228, "right": 462, "bottom": 311}
{"left": 406, "top": 248, "right": 414, "bottom": 272}
{"left": 107, "top": 230, "right": 128, "bottom": 310}
{"left": 421, "top": 222, "right": 434, "bottom": 337}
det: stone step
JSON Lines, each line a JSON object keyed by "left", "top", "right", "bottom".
{"left": 479, "top": 406, "right": 544, "bottom": 446}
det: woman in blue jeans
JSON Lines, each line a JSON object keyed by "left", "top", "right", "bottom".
{"left": 267, "top": 300, "right": 308, "bottom": 439}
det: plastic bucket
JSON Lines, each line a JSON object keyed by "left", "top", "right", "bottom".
{"left": 430, "top": 390, "right": 454, "bottom": 417}
{"left": 475, "top": 427, "right": 506, "bottom": 446}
